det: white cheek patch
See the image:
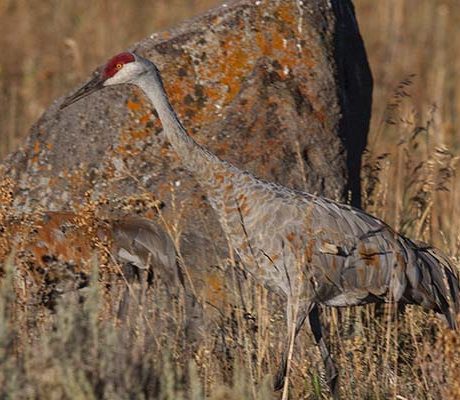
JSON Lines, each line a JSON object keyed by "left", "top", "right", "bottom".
{"left": 104, "top": 62, "right": 142, "bottom": 86}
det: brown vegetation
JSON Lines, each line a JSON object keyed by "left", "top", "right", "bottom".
{"left": 1, "top": 0, "right": 460, "bottom": 399}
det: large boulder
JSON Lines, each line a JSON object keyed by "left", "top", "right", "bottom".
{"left": 1, "top": 0, "right": 372, "bottom": 307}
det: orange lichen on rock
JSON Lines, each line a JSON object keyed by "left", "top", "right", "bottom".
{"left": 127, "top": 99, "right": 142, "bottom": 111}
{"left": 33, "top": 140, "right": 40, "bottom": 155}
{"left": 254, "top": 10, "right": 316, "bottom": 75}
{"left": 30, "top": 140, "right": 41, "bottom": 164}
{"left": 275, "top": 2, "right": 297, "bottom": 26}
{"left": 218, "top": 36, "right": 251, "bottom": 100}
{"left": 139, "top": 114, "right": 151, "bottom": 125}
{"left": 0, "top": 176, "right": 16, "bottom": 263}
{"left": 28, "top": 212, "right": 94, "bottom": 269}
{"left": 129, "top": 129, "right": 150, "bottom": 140}
{"left": 202, "top": 271, "right": 228, "bottom": 309}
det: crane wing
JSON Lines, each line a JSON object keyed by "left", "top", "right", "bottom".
{"left": 302, "top": 197, "right": 459, "bottom": 328}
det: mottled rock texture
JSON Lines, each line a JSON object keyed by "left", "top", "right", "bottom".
{"left": 2, "top": 0, "right": 372, "bottom": 308}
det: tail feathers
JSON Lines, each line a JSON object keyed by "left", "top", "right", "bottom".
{"left": 409, "top": 243, "right": 460, "bottom": 330}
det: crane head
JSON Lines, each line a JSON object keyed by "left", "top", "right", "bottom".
{"left": 60, "top": 52, "right": 142, "bottom": 109}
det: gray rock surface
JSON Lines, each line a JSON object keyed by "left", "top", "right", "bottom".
{"left": 2, "top": 0, "right": 372, "bottom": 305}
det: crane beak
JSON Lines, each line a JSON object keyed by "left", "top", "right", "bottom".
{"left": 60, "top": 73, "right": 105, "bottom": 110}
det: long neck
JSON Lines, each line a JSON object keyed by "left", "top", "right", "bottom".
{"left": 136, "top": 70, "right": 220, "bottom": 180}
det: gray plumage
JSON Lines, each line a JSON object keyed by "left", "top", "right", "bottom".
{"left": 112, "top": 216, "right": 177, "bottom": 280}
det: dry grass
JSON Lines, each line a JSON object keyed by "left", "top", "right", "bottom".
{"left": 356, "top": 0, "right": 460, "bottom": 247}
{"left": 1, "top": 0, "right": 460, "bottom": 399}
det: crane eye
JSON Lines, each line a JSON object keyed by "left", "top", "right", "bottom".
{"left": 116, "top": 63, "right": 123, "bottom": 70}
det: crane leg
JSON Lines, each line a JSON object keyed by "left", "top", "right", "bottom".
{"left": 273, "top": 304, "right": 339, "bottom": 398}
{"left": 273, "top": 304, "right": 309, "bottom": 391}
{"left": 309, "top": 304, "right": 339, "bottom": 399}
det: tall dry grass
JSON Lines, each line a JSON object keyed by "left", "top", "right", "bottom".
{"left": 354, "top": 0, "right": 460, "bottom": 248}
{"left": 1, "top": 0, "right": 460, "bottom": 399}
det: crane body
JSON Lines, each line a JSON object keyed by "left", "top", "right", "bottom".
{"left": 60, "top": 52, "right": 460, "bottom": 399}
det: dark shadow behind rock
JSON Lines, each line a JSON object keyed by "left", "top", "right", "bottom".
{"left": 331, "top": 0, "right": 373, "bottom": 208}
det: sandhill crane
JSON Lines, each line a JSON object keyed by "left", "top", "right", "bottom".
{"left": 110, "top": 215, "right": 183, "bottom": 320}
{"left": 23, "top": 211, "right": 204, "bottom": 338}
{"left": 60, "top": 52, "right": 460, "bottom": 399}
{"left": 111, "top": 216, "right": 179, "bottom": 286}
{"left": 30, "top": 212, "right": 178, "bottom": 280}
{"left": 27, "top": 212, "right": 183, "bottom": 312}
